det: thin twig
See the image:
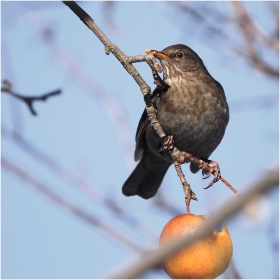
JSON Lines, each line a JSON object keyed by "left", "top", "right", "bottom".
{"left": 220, "top": 176, "right": 241, "bottom": 196}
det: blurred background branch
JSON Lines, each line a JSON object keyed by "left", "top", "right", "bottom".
{"left": 2, "top": 156, "right": 146, "bottom": 252}
{"left": 1, "top": 79, "right": 61, "bottom": 115}
{"left": 230, "top": 1, "right": 278, "bottom": 78}
{"left": 165, "top": 1, "right": 279, "bottom": 79}
{"left": 110, "top": 166, "right": 279, "bottom": 278}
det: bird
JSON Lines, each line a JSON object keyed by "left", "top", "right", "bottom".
{"left": 122, "top": 44, "right": 229, "bottom": 199}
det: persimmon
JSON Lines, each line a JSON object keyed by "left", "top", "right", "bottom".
{"left": 159, "top": 214, "right": 233, "bottom": 279}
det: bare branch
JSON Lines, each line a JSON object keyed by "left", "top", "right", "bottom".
{"left": 1, "top": 79, "right": 61, "bottom": 115}
{"left": 62, "top": 1, "right": 152, "bottom": 98}
{"left": 108, "top": 166, "right": 279, "bottom": 278}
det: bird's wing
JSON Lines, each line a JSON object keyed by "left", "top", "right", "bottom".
{"left": 134, "top": 109, "right": 149, "bottom": 161}
{"left": 134, "top": 86, "right": 168, "bottom": 162}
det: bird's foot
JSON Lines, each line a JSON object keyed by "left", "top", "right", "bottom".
{"left": 159, "top": 135, "right": 174, "bottom": 152}
{"left": 179, "top": 153, "right": 222, "bottom": 189}
{"left": 202, "top": 160, "right": 221, "bottom": 189}
{"left": 172, "top": 150, "right": 239, "bottom": 196}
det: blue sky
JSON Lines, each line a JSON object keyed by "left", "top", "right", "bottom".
{"left": 2, "top": 1, "right": 279, "bottom": 279}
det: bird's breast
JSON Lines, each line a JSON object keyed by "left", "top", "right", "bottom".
{"left": 156, "top": 78, "right": 229, "bottom": 157}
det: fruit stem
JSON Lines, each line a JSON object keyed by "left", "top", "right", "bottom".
{"left": 183, "top": 182, "right": 198, "bottom": 213}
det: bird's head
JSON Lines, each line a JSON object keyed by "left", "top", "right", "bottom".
{"left": 146, "top": 44, "right": 203, "bottom": 81}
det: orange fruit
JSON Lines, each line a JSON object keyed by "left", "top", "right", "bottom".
{"left": 159, "top": 214, "right": 233, "bottom": 279}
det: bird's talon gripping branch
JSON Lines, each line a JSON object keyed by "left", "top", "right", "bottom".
{"left": 201, "top": 159, "right": 220, "bottom": 179}
{"left": 201, "top": 160, "right": 221, "bottom": 189}
{"left": 204, "top": 176, "right": 220, "bottom": 189}
{"left": 202, "top": 172, "right": 211, "bottom": 179}
{"left": 159, "top": 135, "right": 174, "bottom": 152}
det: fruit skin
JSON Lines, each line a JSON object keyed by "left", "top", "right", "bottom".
{"left": 159, "top": 214, "right": 233, "bottom": 279}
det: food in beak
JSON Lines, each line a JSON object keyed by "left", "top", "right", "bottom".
{"left": 145, "top": 49, "right": 168, "bottom": 60}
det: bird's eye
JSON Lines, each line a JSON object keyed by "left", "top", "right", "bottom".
{"left": 176, "top": 52, "right": 184, "bottom": 59}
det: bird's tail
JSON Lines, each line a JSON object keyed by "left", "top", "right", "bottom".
{"left": 122, "top": 160, "right": 169, "bottom": 199}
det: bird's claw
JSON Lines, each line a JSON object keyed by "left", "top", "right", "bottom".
{"left": 202, "top": 161, "right": 221, "bottom": 189}
{"left": 159, "top": 135, "right": 174, "bottom": 152}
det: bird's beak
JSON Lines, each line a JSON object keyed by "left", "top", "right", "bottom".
{"left": 145, "top": 49, "right": 168, "bottom": 60}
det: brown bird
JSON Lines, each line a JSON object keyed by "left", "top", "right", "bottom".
{"left": 122, "top": 44, "right": 229, "bottom": 199}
